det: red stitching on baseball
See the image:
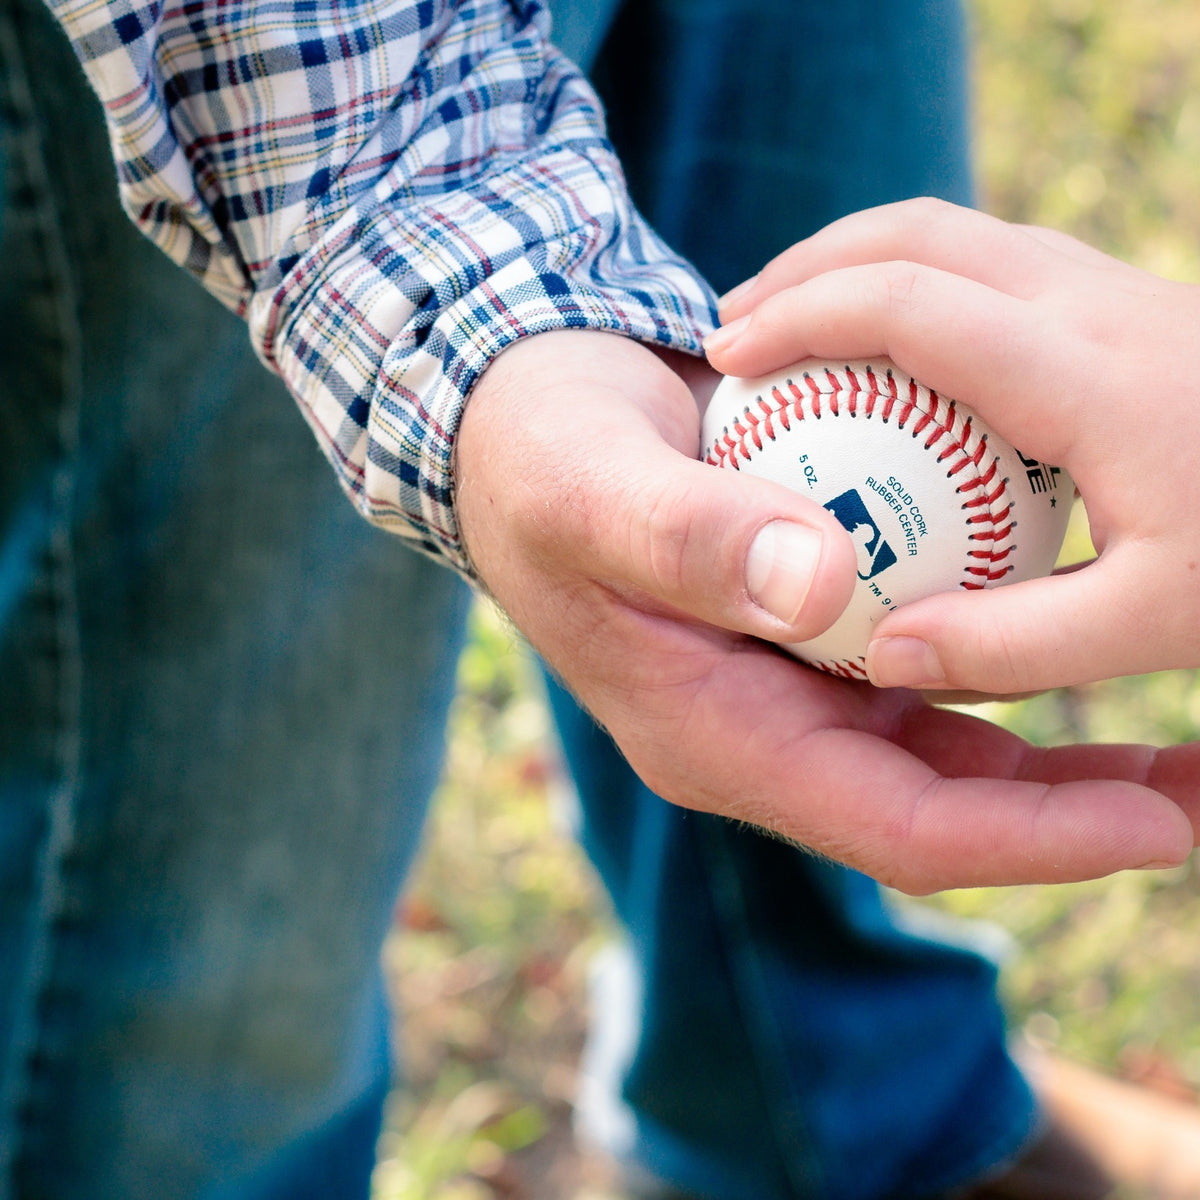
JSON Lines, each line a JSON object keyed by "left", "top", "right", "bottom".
{"left": 960, "top": 473, "right": 1007, "bottom": 511}
{"left": 879, "top": 376, "right": 898, "bottom": 422}
{"left": 702, "top": 363, "right": 1021, "bottom": 672}
{"left": 842, "top": 364, "right": 866, "bottom": 416}
{"left": 895, "top": 383, "right": 918, "bottom": 428}
{"left": 864, "top": 367, "right": 888, "bottom": 417}
{"left": 757, "top": 392, "right": 787, "bottom": 438}
{"left": 968, "top": 502, "right": 1013, "bottom": 528}
{"left": 968, "top": 545, "right": 1015, "bottom": 564}
{"left": 821, "top": 659, "right": 869, "bottom": 681}
{"left": 743, "top": 406, "right": 766, "bottom": 451}
{"left": 979, "top": 521, "right": 1016, "bottom": 543}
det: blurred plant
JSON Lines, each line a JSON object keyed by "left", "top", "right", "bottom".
{"left": 971, "top": 0, "right": 1200, "bottom": 279}
{"left": 374, "top": 1080, "right": 547, "bottom": 1200}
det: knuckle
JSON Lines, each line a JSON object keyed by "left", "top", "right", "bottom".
{"left": 641, "top": 482, "right": 695, "bottom": 596}
{"left": 960, "top": 619, "right": 1033, "bottom": 694}
{"left": 888, "top": 196, "right": 958, "bottom": 248}
{"left": 878, "top": 262, "right": 923, "bottom": 323}
{"left": 640, "top": 475, "right": 741, "bottom": 608}
{"left": 899, "top": 194, "right": 955, "bottom": 229}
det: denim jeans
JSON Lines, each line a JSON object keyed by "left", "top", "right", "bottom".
{"left": 0, "top": 2, "right": 471, "bottom": 1196}
{"left": 0, "top": 0, "right": 1035, "bottom": 1197}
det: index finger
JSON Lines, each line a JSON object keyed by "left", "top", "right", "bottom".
{"left": 703, "top": 261, "right": 1086, "bottom": 466}
{"left": 718, "top": 198, "right": 1088, "bottom": 321}
{"left": 591, "top": 622, "right": 1194, "bottom": 894}
{"left": 754, "top": 700, "right": 1193, "bottom": 894}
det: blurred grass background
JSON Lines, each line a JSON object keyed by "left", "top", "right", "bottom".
{"left": 373, "top": 2, "right": 1200, "bottom": 1196}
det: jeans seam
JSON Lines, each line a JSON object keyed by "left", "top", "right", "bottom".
{"left": 0, "top": 8, "right": 85, "bottom": 1194}
{"left": 695, "top": 819, "right": 827, "bottom": 1199}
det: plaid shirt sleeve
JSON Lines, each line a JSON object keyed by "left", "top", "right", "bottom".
{"left": 47, "top": 0, "right": 718, "bottom": 573}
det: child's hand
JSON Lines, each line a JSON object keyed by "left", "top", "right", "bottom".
{"left": 706, "top": 197, "right": 1200, "bottom": 694}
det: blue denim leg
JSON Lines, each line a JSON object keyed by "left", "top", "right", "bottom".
{"left": 589, "top": 0, "right": 975, "bottom": 293}
{"left": 0, "top": 2, "right": 471, "bottom": 1197}
{"left": 542, "top": 1, "right": 1038, "bottom": 1197}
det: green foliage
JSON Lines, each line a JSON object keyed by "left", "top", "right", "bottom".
{"left": 971, "top": 0, "right": 1200, "bottom": 277}
{"left": 375, "top": 1080, "right": 547, "bottom": 1200}
{"left": 923, "top": 865, "right": 1200, "bottom": 1083}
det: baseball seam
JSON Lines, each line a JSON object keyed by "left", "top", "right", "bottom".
{"left": 703, "top": 364, "right": 1018, "bottom": 678}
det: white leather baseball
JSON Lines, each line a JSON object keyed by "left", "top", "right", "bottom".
{"left": 701, "top": 359, "right": 1073, "bottom": 679}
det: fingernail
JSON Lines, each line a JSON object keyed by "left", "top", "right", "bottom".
{"left": 865, "top": 636, "right": 946, "bottom": 688}
{"left": 703, "top": 314, "right": 750, "bottom": 355}
{"left": 717, "top": 275, "right": 759, "bottom": 311}
{"left": 746, "top": 521, "right": 822, "bottom": 625}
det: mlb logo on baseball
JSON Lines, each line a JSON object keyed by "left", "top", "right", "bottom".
{"left": 825, "top": 489, "right": 897, "bottom": 581}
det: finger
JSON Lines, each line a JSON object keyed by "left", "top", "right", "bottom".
{"left": 883, "top": 702, "right": 1198, "bottom": 882}
{"left": 863, "top": 553, "right": 1171, "bottom": 694}
{"left": 1142, "top": 740, "right": 1200, "bottom": 838}
{"left": 904, "top": 706, "right": 1200, "bottom": 843}
{"left": 718, "top": 198, "right": 1078, "bottom": 320}
{"left": 560, "top": 600, "right": 1192, "bottom": 893}
{"left": 485, "top": 391, "right": 864, "bottom": 644}
{"left": 661, "top": 667, "right": 1193, "bottom": 893}
{"left": 1019, "top": 223, "right": 1132, "bottom": 270}
{"left": 800, "top": 739, "right": 1188, "bottom": 894}
{"left": 592, "top": 435, "right": 861, "bottom": 641}
{"left": 704, "top": 263, "right": 1085, "bottom": 464}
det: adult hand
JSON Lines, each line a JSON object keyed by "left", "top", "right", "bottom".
{"left": 707, "top": 197, "right": 1200, "bottom": 696}
{"left": 455, "top": 328, "right": 1200, "bottom": 893}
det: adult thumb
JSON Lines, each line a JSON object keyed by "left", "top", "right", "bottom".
{"left": 600, "top": 448, "right": 860, "bottom": 642}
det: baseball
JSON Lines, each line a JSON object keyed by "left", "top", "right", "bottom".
{"left": 701, "top": 359, "right": 1073, "bottom": 680}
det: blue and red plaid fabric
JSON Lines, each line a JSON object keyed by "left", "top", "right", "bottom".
{"left": 48, "top": 0, "right": 716, "bottom": 570}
